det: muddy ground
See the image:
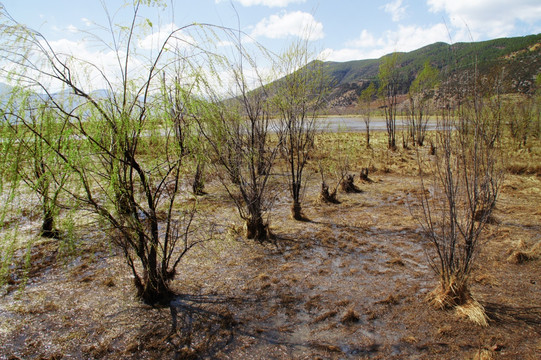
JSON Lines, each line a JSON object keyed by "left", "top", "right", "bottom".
{"left": 1, "top": 135, "right": 541, "bottom": 359}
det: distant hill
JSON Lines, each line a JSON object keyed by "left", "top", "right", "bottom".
{"left": 320, "top": 33, "right": 541, "bottom": 111}
{"left": 2, "top": 34, "right": 540, "bottom": 114}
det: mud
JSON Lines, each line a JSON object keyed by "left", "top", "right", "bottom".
{"left": 1, "top": 151, "right": 541, "bottom": 359}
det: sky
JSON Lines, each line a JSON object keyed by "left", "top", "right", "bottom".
{"left": 2, "top": 0, "right": 541, "bottom": 63}
{"left": 1, "top": 0, "right": 540, "bottom": 92}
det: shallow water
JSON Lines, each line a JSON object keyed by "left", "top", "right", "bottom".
{"left": 317, "top": 116, "right": 439, "bottom": 132}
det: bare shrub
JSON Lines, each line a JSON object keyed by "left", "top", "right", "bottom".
{"left": 407, "top": 61, "right": 439, "bottom": 147}
{"left": 416, "top": 60, "right": 504, "bottom": 324}
{"left": 378, "top": 52, "right": 402, "bottom": 150}
{"left": 195, "top": 39, "right": 280, "bottom": 241}
{"left": 274, "top": 35, "right": 327, "bottom": 221}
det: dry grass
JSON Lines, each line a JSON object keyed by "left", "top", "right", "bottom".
{"left": 506, "top": 161, "right": 541, "bottom": 176}
{"left": 1, "top": 131, "right": 540, "bottom": 358}
{"left": 455, "top": 299, "right": 489, "bottom": 327}
{"left": 472, "top": 349, "right": 494, "bottom": 360}
{"left": 507, "top": 240, "right": 541, "bottom": 264}
{"left": 428, "top": 277, "right": 489, "bottom": 326}
{"left": 312, "top": 309, "right": 338, "bottom": 324}
{"left": 507, "top": 250, "right": 537, "bottom": 264}
{"left": 340, "top": 308, "right": 360, "bottom": 324}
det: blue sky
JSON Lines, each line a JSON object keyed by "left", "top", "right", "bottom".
{"left": 3, "top": 0, "right": 541, "bottom": 63}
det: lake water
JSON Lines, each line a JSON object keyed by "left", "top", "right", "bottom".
{"left": 317, "top": 116, "right": 439, "bottom": 132}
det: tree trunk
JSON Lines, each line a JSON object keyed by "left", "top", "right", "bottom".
{"left": 388, "top": 135, "right": 396, "bottom": 151}
{"left": 136, "top": 268, "right": 175, "bottom": 306}
{"left": 192, "top": 162, "right": 206, "bottom": 195}
{"left": 245, "top": 214, "right": 268, "bottom": 241}
{"left": 41, "top": 204, "right": 59, "bottom": 238}
{"left": 290, "top": 201, "right": 307, "bottom": 221}
{"left": 365, "top": 129, "right": 370, "bottom": 148}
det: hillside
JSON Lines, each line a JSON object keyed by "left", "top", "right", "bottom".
{"left": 322, "top": 33, "right": 541, "bottom": 111}
{"left": 2, "top": 34, "right": 540, "bottom": 114}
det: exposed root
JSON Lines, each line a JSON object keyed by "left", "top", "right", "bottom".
{"left": 244, "top": 219, "right": 272, "bottom": 242}
{"left": 319, "top": 182, "right": 340, "bottom": 204}
{"left": 359, "top": 168, "right": 373, "bottom": 183}
{"left": 339, "top": 174, "right": 362, "bottom": 193}
{"left": 40, "top": 228, "right": 62, "bottom": 239}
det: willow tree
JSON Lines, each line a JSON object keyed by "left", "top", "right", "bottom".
{"left": 2, "top": 95, "right": 72, "bottom": 238}
{"left": 417, "top": 57, "right": 503, "bottom": 325}
{"left": 408, "top": 61, "right": 438, "bottom": 146}
{"left": 359, "top": 82, "right": 376, "bottom": 148}
{"left": 274, "top": 37, "right": 327, "bottom": 221}
{"left": 0, "top": 1, "right": 218, "bottom": 304}
{"left": 378, "top": 52, "right": 401, "bottom": 150}
{"left": 195, "top": 37, "right": 281, "bottom": 241}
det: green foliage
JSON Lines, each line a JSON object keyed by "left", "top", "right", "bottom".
{"left": 318, "top": 34, "right": 541, "bottom": 107}
{"left": 359, "top": 82, "right": 376, "bottom": 104}
{"left": 0, "top": 1, "right": 224, "bottom": 304}
{"left": 409, "top": 61, "right": 439, "bottom": 95}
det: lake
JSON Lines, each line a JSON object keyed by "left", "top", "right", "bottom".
{"left": 317, "top": 116, "right": 439, "bottom": 132}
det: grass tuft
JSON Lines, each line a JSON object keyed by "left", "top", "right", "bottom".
{"left": 455, "top": 299, "right": 489, "bottom": 327}
{"left": 507, "top": 250, "right": 535, "bottom": 264}
{"left": 340, "top": 308, "right": 360, "bottom": 324}
{"left": 472, "top": 348, "right": 494, "bottom": 360}
{"left": 312, "top": 309, "right": 338, "bottom": 323}
{"left": 507, "top": 240, "right": 540, "bottom": 264}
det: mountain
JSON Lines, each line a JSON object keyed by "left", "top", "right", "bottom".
{"left": 320, "top": 33, "right": 541, "bottom": 111}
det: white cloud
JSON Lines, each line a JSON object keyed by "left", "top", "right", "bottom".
{"left": 346, "top": 30, "right": 382, "bottom": 48}
{"left": 251, "top": 11, "right": 324, "bottom": 40}
{"left": 322, "top": 23, "right": 452, "bottom": 62}
{"left": 215, "top": 0, "right": 306, "bottom": 7}
{"left": 67, "top": 25, "right": 78, "bottom": 33}
{"left": 217, "top": 40, "right": 234, "bottom": 47}
{"left": 48, "top": 39, "right": 124, "bottom": 74}
{"left": 137, "top": 23, "right": 195, "bottom": 50}
{"left": 12, "top": 38, "right": 131, "bottom": 92}
{"left": 383, "top": 0, "right": 407, "bottom": 22}
{"left": 427, "top": 0, "right": 541, "bottom": 39}
{"left": 81, "top": 17, "right": 93, "bottom": 27}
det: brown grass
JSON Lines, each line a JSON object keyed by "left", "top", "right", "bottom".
{"left": 507, "top": 250, "right": 536, "bottom": 264}
{"left": 1, "top": 131, "right": 541, "bottom": 358}
{"left": 428, "top": 278, "right": 489, "bottom": 326}
{"left": 506, "top": 162, "right": 541, "bottom": 176}
{"left": 455, "top": 299, "right": 489, "bottom": 327}
{"left": 472, "top": 348, "right": 494, "bottom": 360}
{"left": 340, "top": 308, "right": 360, "bottom": 324}
{"left": 312, "top": 309, "right": 338, "bottom": 323}
{"left": 507, "top": 240, "right": 541, "bottom": 264}
{"left": 309, "top": 341, "right": 342, "bottom": 353}
{"left": 376, "top": 294, "right": 400, "bottom": 305}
